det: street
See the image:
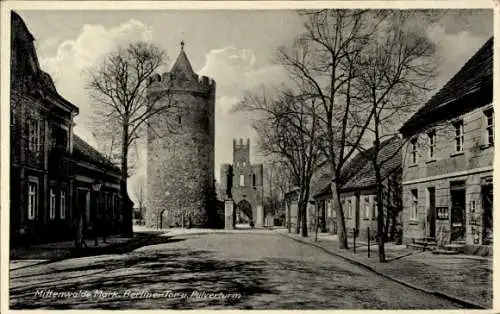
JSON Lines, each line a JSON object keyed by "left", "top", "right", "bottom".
{"left": 10, "top": 230, "right": 467, "bottom": 309}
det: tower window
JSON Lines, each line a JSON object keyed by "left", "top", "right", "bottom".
{"left": 240, "top": 174, "right": 245, "bottom": 187}
{"left": 252, "top": 174, "right": 256, "bottom": 187}
{"left": 178, "top": 116, "right": 181, "bottom": 124}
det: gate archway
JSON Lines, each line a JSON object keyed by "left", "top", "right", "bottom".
{"left": 236, "top": 199, "right": 253, "bottom": 225}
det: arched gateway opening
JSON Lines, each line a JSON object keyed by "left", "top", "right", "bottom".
{"left": 236, "top": 199, "right": 253, "bottom": 227}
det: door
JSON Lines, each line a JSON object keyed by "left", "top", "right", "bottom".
{"left": 77, "top": 189, "right": 89, "bottom": 229}
{"left": 427, "top": 187, "right": 436, "bottom": 238}
{"left": 482, "top": 184, "right": 493, "bottom": 245}
{"left": 450, "top": 183, "right": 466, "bottom": 242}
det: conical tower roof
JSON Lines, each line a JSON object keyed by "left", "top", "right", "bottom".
{"left": 170, "top": 40, "right": 194, "bottom": 74}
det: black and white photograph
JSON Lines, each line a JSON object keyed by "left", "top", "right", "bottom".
{"left": 2, "top": 1, "right": 496, "bottom": 311}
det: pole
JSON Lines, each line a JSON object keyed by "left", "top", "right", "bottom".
{"left": 368, "top": 227, "right": 370, "bottom": 258}
{"left": 353, "top": 227, "right": 356, "bottom": 253}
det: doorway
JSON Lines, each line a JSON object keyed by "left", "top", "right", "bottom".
{"left": 77, "top": 189, "right": 90, "bottom": 229}
{"left": 450, "top": 182, "right": 466, "bottom": 242}
{"left": 482, "top": 184, "right": 493, "bottom": 245}
{"left": 427, "top": 187, "right": 436, "bottom": 238}
{"left": 236, "top": 199, "right": 253, "bottom": 227}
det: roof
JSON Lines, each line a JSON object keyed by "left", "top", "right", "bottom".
{"left": 73, "top": 135, "right": 120, "bottom": 173}
{"left": 341, "top": 136, "right": 401, "bottom": 191}
{"left": 11, "top": 11, "right": 79, "bottom": 114}
{"left": 170, "top": 42, "right": 194, "bottom": 75}
{"left": 311, "top": 173, "right": 334, "bottom": 198}
{"left": 11, "top": 11, "right": 34, "bottom": 41}
{"left": 400, "top": 37, "right": 493, "bottom": 134}
{"left": 313, "top": 136, "right": 402, "bottom": 198}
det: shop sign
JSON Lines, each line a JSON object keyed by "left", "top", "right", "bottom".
{"left": 436, "top": 207, "right": 449, "bottom": 220}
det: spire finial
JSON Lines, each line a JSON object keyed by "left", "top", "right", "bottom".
{"left": 180, "top": 40, "right": 185, "bottom": 50}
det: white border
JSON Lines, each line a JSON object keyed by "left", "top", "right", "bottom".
{"left": 1, "top": 1, "right": 498, "bottom": 314}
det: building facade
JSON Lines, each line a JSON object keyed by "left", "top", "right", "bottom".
{"left": 219, "top": 139, "right": 264, "bottom": 227}
{"left": 10, "top": 11, "right": 124, "bottom": 246}
{"left": 313, "top": 137, "right": 402, "bottom": 241}
{"left": 146, "top": 43, "right": 216, "bottom": 228}
{"left": 400, "top": 37, "right": 493, "bottom": 249}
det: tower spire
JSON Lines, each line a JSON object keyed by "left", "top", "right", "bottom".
{"left": 170, "top": 39, "right": 194, "bottom": 74}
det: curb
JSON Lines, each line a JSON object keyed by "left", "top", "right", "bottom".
{"left": 277, "top": 231, "right": 486, "bottom": 309}
{"left": 10, "top": 234, "right": 153, "bottom": 269}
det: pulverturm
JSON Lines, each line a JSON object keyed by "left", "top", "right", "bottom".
{"left": 146, "top": 41, "right": 216, "bottom": 228}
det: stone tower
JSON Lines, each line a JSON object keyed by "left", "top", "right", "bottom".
{"left": 146, "top": 42, "right": 216, "bottom": 228}
{"left": 220, "top": 139, "right": 264, "bottom": 227}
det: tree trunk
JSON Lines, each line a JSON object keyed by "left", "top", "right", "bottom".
{"left": 376, "top": 171, "right": 386, "bottom": 263}
{"left": 121, "top": 123, "right": 133, "bottom": 237}
{"left": 287, "top": 202, "right": 291, "bottom": 233}
{"left": 332, "top": 181, "right": 349, "bottom": 249}
{"left": 295, "top": 202, "right": 301, "bottom": 234}
{"left": 301, "top": 198, "right": 308, "bottom": 237}
{"left": 315, "top": 203, "right": 320, "bottom": 242}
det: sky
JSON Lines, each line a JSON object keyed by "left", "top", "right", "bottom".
{"left": 16, "top": 9, "right": 493, "bottom": 203}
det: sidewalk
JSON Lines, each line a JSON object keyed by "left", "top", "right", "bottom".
{"left": 10, "top": 231, "right": 165, "bottom": 270}
{"left": 276, "top": 228, "right": 492, "bottom": 309}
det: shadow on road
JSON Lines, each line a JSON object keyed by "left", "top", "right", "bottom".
{"left": 9, "top": 232, "right": 186, "bottom": 273}
{"left": 10, "top": 247, "right": 279, "bottom": 310}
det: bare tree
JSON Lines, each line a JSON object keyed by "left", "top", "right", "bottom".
{"left": 351, "top": 11, "right": 437, "bottom": 262}
{"left": 86, "top": 41, "right": 173, "bottom": 237}
{"left": 238, "top": 88, "right": 325, "bottom": 237}
{"left": 277, "top": 10, "right": 390, "bottom": 249}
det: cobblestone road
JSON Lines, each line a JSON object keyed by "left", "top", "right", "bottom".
{"left": 10, "top": 231, "right": 467, "bottom": 309}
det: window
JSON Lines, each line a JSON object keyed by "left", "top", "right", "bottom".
{"left": 239, "top": 174, "right": 245, "bottom": 186}
{"left": 427, "top": 130, "right": 436, "bottom": 159}
{"left": 49, "top": 188, "right": 56, "bottom": 219}
{"left": 410, "top": 189, "right": 418, "bottom": 220}
{"left": 243, "top": 162, "right": 246, "bottom": 167}
{"left": 28, "top": 118, "right": 41, "bottom": 152}
{"left": 453, "top": 121, "right": 464, "bottom": 152}
{"left": 52, "top": 126, "right": 68, "bottom": 150}
{"left": 410, "top": 138, "right": 418, "bottom": 164}
{"left": 178, "top": 115, "right": 182, "bottom": 124}
{"left": 252, "top": 174, "right": 256, "bottom": 187}
{"left": 28, "top": 182, "right": 37, "bottom": 220}
{"left": 364, "top": 197, "right": 370, "bottom": 218}
{"left": 60, "top": 190, "right": 66, "bottom": 219}
{"left": 485, "top": 108, "right": 494, "bottom": 146}
{"left": 347, "top": 199, "right": 352, "bottom": 218}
